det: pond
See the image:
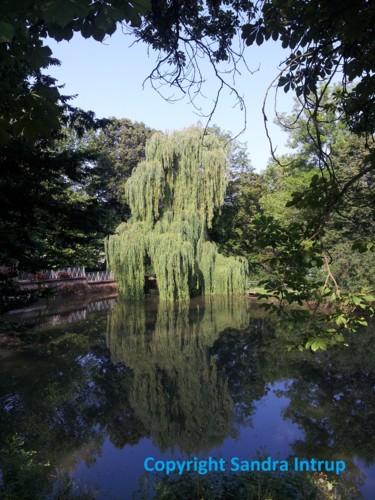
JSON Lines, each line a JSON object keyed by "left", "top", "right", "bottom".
{"left": 1, "top": 295, "right": 375, "bottom": 499}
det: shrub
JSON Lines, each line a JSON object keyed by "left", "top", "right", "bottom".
{"left": 35, "top": 272, "right": 48, "bottom": 280}
{"left": 57, "top": 271, "right": 71, "bottom": 279}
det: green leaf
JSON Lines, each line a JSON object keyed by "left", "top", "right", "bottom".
{"left": 131, "top": 0, "right": 151, "bottom": 15}
{"left": 310, "top": 339, "right": 327, "bottom": 351}
{"left": 47, "top": 23, "right": 74, "bottom": 41}
{"left": 256, "top": 30, "right": 264, "bottom": 46}
{"left": 241, "top": 23, "right": 252, "bottom": 40}
{"left": 42, "top": 0, "right": 90, "bottom": 29}
{"left": 305, "top": 339, "right": 314, "bottom": 349}
{"left": 357, "top": 319, "right": 368, "bottom": 326}
{"left": 334, "top": 333, "right": 345, "bottom": 342}
{"left": 94, "top": 9, "right": 117, "bottom": 34}
{"left": 0, "top": 21, "right": 15, "bottom": 42}
{"left": 243, "top": 29, "right": 256, "bottom": 46}
{"left": 81, "top": 20, "right": 92, "bottom": 39}
{"left": 335, "top": 314, "right": 347, "bottom": 325}
{"left": 123, "top": 3, "right": 143, "bottom": 28}
{"left": 352, "top": 296, "right": 363, "bottom": 305}
{"left": 28, "top": 45, "right": 53, "bottom": 70}
{"left": 91, "top": 25, "right": 106, "bottom": 42}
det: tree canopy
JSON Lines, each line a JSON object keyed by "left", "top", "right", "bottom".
{"left": 2, "top": 1, "right": 374, "bottom": 143}
{"left": 105, "top": 127, "right": 248, "bottom": 300}
{"left": 2, "top": 0, "right": 373, "bottom": 204}
{"left": 0, "top": 0, "right": 150, "bottom": 143}
{"left": 1, "top": 1, "right": 374, "bottom": 346}
{"left": 2, "top": 2, "right": 373, "bottom": 252}
{"left": 0, "top": 118, "right": 154, "bottom": 269}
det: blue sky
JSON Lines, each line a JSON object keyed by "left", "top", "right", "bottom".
{"left": 47, "top": 30, "right": 295, "bottom": 172}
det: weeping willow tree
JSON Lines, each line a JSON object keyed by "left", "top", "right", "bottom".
{"left": 105, "top": 126, "right": 248, "bottom": 300}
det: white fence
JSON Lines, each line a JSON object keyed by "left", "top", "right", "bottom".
{"left": 7, "top": 267, "right": 114, "bottom": 283}
{"left": 86, "top": 271, "right": 114, "bottom": 282}
{"left": 87, "top": 298, "right": 117, "bottom": 311}
{"left": 17, "top": 267, "right": 86, "bottom": 281}
{"left": 33, "top": 299, "right": 117, "bottom": 328}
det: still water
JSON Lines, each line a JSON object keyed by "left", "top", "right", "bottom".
{"left": 1, "top": 296, "right": 375, "bottom": 499}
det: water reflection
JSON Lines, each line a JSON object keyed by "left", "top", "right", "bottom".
{"left": 276, "top": 330, "right": 375, "bottom": 495}
{"left": 0, "top": 297, "right": 374, "bottom": 497}
{"left": 4, "top": 296, "right": 117, "bottom": 329}
{"left": 106, "top": 297, "right": 250, "bottom": 453}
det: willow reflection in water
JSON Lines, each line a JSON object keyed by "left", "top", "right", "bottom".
{"left": 104, "top": 297, "right": 374, "bottom": 497}
{"left": 1, "top": 296, "right": 375, "bottom": 498}
{"left": 106, "top": 296, "right": 250, "bottom": 453}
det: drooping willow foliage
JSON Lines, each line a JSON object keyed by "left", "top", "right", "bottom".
{"left": 106, "top": 297, "right": 250, "bottom": 452}
{"left": 105, "top": 126, "right": 248, "bottom": 300}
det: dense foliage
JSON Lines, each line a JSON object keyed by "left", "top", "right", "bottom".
{"left": 0, "top": 0, "right": 150, "bottom": 143}
{"left": 0, "top": 137, "right": 102, "bottom": 269}
{"left": 84, "top": 117, "right": 155, "bottom": 224}
{"left": 1, "top": 1, "right": 374, "bottom": 345}
{"left": 105, "top": 127, "right": 248, "bottom": 300}
{"left": 0, "top": 118, "right": 153, "bottom": 269}
{"left": 2, "top": 1, "right": 374, "bottom": 144}
{"left": 210, "top": 88, "right": 375, "bottom": 349}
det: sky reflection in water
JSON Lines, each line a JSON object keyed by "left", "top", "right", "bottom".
{"left": 1, "top": 296, "right": 374, "bottom": 498}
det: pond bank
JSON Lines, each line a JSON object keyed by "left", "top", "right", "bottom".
{"left": 17, "top": 277, "right": 118, "bottom": 296}
{"left": 1, "top": 277, "right": 118, "bottom": 313}
{"left": 0, "top": 292, "right": 118, "bottom": 347}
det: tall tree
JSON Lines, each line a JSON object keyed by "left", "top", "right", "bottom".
{"left": 209, "top": 137, "right": 266, "bottom": 277}
{"left": 105, "top": 126, "right": 248, "bottom": 300}
{"left": 85, "top": 118, "right": 155, "bottom": 225}
{"left": 0, "top": 136, "right": 107, "bottom": 269}
{"left": 0, "top": 116, "right": 156, "bottom": 269}
{"left": 255, "top": 89, "right": 375, "bottom": 349}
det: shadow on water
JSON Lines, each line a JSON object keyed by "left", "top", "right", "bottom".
{"left": 0, "top": 295, "right": 374, "bottom": 498}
